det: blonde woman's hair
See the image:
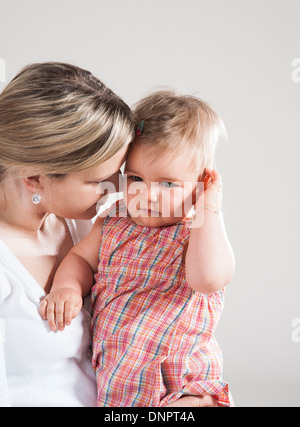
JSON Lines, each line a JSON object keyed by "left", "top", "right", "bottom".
{"left": 132, "top": 90, "right": 226, "bottom": 175}
{"left": 0, "top": 62, "right": 134, "bottom": 181}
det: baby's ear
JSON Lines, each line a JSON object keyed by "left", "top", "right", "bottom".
{"left": 200, "top": 168, "right": 213, "bottom": 190}
{"left": 203, "top": 175, "right": 211, "bottom": 191}
{"left": 198, "top": 168, "right": 206, "bottom": 182}
{"left": 191, "top": 181, "right": 204, "bottom": 205}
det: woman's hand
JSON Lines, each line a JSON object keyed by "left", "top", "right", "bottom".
{"left": 39, "top": 288, "right": 83, "bottom": 332}
{"left": 164, "top": 395, "right": 219, "bottom": 407}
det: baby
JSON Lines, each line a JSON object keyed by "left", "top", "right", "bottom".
{"left": 40, "top": 90, "right": 235, "bottom": 407}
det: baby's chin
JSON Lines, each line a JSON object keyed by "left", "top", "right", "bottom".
{"left": 128, "top": 211, "right": 184, "bottom": 228}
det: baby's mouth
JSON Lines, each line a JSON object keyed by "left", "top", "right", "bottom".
{"left": 137, "top": 208, "right": 161, "bottom": 217}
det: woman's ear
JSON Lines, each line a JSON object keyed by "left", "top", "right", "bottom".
{"left": 19, "top": 168, "right": 42, "bottom": 193}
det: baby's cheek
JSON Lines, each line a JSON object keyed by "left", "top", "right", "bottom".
{"left": 161, "top": 189, "right": 186, "bottom": 218}
{"left": 178, "top": 188, "right": 194, "bottom": 217}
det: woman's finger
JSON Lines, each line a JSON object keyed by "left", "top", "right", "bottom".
{"left": 164, "top": 395, "right": 219, "bottom": 407}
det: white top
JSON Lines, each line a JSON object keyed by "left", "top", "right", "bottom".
{"left": 0, "top": 219, "right": 97, "bottom": 407}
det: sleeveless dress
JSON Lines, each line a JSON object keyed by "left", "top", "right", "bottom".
{"left": 92, "top": 200, "right": 230, "bottom": 407}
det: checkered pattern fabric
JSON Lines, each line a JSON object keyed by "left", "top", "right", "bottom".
{"left": 91, "top": 200, "right": 230, "bottom": 407}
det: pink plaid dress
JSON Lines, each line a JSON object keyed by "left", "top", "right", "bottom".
{"left": 91, "top": 200, "right": 230, "bottom": 407}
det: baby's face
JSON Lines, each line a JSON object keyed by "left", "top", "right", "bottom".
{"left": 123, "top": 143, "right": 200, "bottom": 227}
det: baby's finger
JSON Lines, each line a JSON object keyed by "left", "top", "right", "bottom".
{"left": 64, "top": 301, "right": 75, "bottom": 326}
{"left": 55, "top": 300, "right": 66, "bottom": 331}
{"left": 73, "top": 302, "right": 83, "bottom": 319}
{"left": 39, "top": 298, "right": 48, "bottom": 320}
{"left": 46, "top": 300, "right": 57, "bottom": 332}
{"left": 208, "top": 170, "right": 223, "bottom": 192}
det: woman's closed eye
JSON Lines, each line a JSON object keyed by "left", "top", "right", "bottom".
{"left": 128, "top": 175, "right": 143, "bottom": 182}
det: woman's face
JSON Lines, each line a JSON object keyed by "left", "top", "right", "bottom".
{"left": 40, "top": 147, "right": 128, "bottom": 219}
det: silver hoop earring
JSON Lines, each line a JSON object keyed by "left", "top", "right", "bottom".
{"left": 32, "top": 193, "right": 41, "bottom": 205}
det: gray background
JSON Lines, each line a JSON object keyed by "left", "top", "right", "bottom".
{"left": 0, "top": 0, "right": 299, "bottom": 407}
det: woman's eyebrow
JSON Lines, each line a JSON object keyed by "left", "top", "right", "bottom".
{"left": 90, "top": 173, "right": 120, "bottom": 182}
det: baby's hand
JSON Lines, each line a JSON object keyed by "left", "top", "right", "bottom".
{"left": 201, "top": 168, "right": 223, "bottom": 211}
{"left": 39, "top": 288, "right": 83, "bottom": 332}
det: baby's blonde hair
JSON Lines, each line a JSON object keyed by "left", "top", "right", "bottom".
{"left": 132, "top": 90, "right": 226, "bottom": 176}
{"left": 0, "top": 62, "right": 134, "bottom": 181}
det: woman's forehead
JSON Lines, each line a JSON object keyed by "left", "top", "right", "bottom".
{"left": 71, "top": 148, "right": 128, "bottom": 181}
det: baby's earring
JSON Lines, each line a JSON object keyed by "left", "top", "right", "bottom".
{"left": 32, "top": 193, "right": 42, "bottom": 204}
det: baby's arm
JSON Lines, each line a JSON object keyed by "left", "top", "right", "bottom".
{"left": 185, "top": 169, "right": 235, "bottom": 294}
{"left": 40, "top": 216, "right": 104, "bottom": 331}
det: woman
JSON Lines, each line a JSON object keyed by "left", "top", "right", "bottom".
{"left": 0, "top": 62, "right": 133, "bottom": 407}
{"left": 0, "top": 62, "right": 216, "bottom": 407}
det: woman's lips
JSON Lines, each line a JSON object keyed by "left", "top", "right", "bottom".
{"left": 97, "top": 195, "right": 110, "bottom": 206}
{"left": 96, "top": 195, "right": 110, "bottom": 214}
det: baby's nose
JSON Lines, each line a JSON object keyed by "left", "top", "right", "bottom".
{"left": 148, "top": 183, "right": 159, "bottom": 203}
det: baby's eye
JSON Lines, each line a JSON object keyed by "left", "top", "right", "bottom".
{"left": 160, "top": 181, "right": 178, "bottom": 188}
